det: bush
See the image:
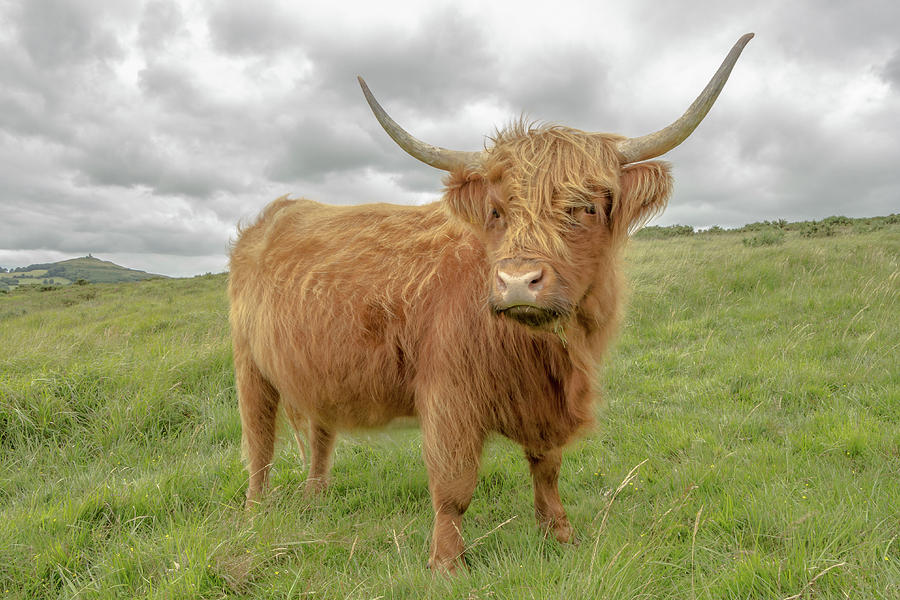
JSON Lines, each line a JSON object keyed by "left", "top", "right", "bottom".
{"left": 634, "top": 224, "right": 694, "bottom": 239}
{"left": 822, "top": 216, "right": 852, "bottom": 227}
{"left": 799, "top": 222, "right": 836, "bottom": 238}
{"left": 743, "top": 230, "right": 785, "bottom": 247}
{"left": 739, "top": 219, "right": 788, "bottom": 233}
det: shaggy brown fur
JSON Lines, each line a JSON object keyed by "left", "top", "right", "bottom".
{"left": 228, "top": 123, "right": 673, "bottom": 572}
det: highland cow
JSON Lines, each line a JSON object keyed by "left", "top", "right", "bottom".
{"left": 229, "top": 34, "right": 753, "bottom": 572}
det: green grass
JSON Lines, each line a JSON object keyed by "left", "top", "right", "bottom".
{"left": 0, "top": 225, "right": 898, "bottom": 599}
{"left": 0, "top": 275, "right": 73, "bottom": 286}
{"left": 0, "top": 269, "right": 49, "bottom": 278}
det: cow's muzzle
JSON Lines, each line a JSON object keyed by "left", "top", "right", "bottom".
{"left": 491, "top": 259, "right": 563, "bottom": 327}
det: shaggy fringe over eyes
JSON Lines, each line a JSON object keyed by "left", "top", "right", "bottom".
{"left": 443, "top": 121, "right": 672, "bottom": 251}
{"left": 481, "top": 122, "right": 625, "bottom": 257}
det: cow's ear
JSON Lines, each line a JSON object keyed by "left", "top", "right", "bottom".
{"left": 443, "top": 169, "right": 488, "bottom": 227}
{"left": 612, "top": 161, "right": 673, "bottom": 237}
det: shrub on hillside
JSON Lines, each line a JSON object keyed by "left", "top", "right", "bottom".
{"left": 822, "top": 216, "right": 852, "bottom": 226}
{"left": 743, "top": 230, "right": 785, "bottom": 247}
{"left": 741, "top": 219, "right": 788, "bottom": 232}
{"left": 800, "top": 221, "right": 836, "bottom": 238}
{"left": 634, "top": 224, "right": 694, "bottom": 239}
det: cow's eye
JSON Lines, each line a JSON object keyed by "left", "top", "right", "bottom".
{"left": 566, "top": 204, "right": 595, "bottom": 220}
{"left": 491, "top": 208, "right": 500, "bottom": 219}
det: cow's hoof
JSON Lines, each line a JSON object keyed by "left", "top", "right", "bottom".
{"left": 427, "top": 555, "right": 465, "bottom": 575}
{"left": 303, "top": 477, "right": 328, "bottom": 497}
{"left": 540, "top": 519, "right": 575, "bottom": 544}
{"left": 557, "top": 522, "right": 575, "bottom": 544}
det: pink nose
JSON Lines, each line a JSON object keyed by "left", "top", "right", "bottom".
{"left": 495, "top": 268, "right": 544, "bottom": 293}
{"left": 494, "top": 260, "right": 546, "bottom": 307}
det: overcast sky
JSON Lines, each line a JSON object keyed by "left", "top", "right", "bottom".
{"left": 1, "top": 0, "right": 897, "bottom": 276}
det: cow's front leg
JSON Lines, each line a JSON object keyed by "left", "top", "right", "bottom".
{"left": 525, "top": 447, "right": 574, "bottom": 543}
{"left": 421, "top": 420, "right": 484, "bottom": 573}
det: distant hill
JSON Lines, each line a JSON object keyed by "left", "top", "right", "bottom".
{"left": 0, "top": 256, "right": 167, "bottom": 291}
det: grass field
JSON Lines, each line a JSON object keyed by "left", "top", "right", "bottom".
{"left": 0, "top": 225, "right": 897, "bottom": 599}
{"left": 0, "top": 275, "right": 73, "bottom": 288}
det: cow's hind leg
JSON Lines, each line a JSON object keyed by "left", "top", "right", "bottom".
{"left": 305, "top": 422, "right": 336, "bottom": 494}
{"left": 236, "top": 352, "right": 280, "bottom": 506}
{"left": 525, "top": 447, "right": 574, "bottom": 543}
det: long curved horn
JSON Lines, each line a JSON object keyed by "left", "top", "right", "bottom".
{"left": 358, "top": 77, "right": 485, "bottom": 171}
{"left": 615, "top": 33, "right": 754, "bottom": 164}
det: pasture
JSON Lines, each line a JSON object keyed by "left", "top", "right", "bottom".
{"left": 0, "top": 270, "right": 73, "bottom": 289}
{"left": 0, "top": 223, "right": 897, "bottom": 599}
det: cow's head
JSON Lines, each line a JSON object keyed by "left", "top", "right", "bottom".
{"left": 360, "top": 34, "right": 752, "bottom": 329}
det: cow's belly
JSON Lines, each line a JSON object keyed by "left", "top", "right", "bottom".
{"left": 250, "top": 319, "right": 417, "bottom": 429}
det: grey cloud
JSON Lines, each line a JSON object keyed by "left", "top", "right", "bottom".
{"left": 0, "top": 84, "right": 51, "bottom": 139}
{"left": 255, "top": 8, "right": 500, "bottom": 193}
{"left": 207, "top": 2, "right": 298, "bottom": 56}
{"left": 0, "top": 28, "right": 78, "bottom": 140}
{"left": 666, "top": 102, "right": 900, "bottom": 228}
{"left": 764, "top": 2, "right": 899, "bottom": 66}
{"left": 15, "top": 0, "right": 130, "bottom": 69}
{"left": 2, "top": 187, "right": 229, "bottom": 257}
{"left": 884, "top": 51, "right": 900, "bottom": 87}
{"left": 68, "top": 141, "right": 233, "bottom": 199}
{"left": 629, "top": 1, "right": 897, "bottom": 68}
{"left": 7, "top": 223, "right": 227, "bottom": 257}
{"left": 1, "top": 2, "right": 144, "bottom": 148}
{"left": 138, "top": 0, "right": 186, "bottom": 54}
{"left": 499, "top": 46, "right": 613, "bottom": 130}
{"left": 266, "top": 117, "right": 381, "bottom": 183}
{"left": 138, "top": 60, "right": 209, "bottom": 116}
{"left": 306, "top": 9, "right": 497, "bottom": 116}
{"left": 628, "top": 0, "right": 755, "bottom": 41}
{"left": 260, "top": 9, "right": 499, "bottom": 194}
{"left": 393, "top": 166, "right": 448, "bottom": 196}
